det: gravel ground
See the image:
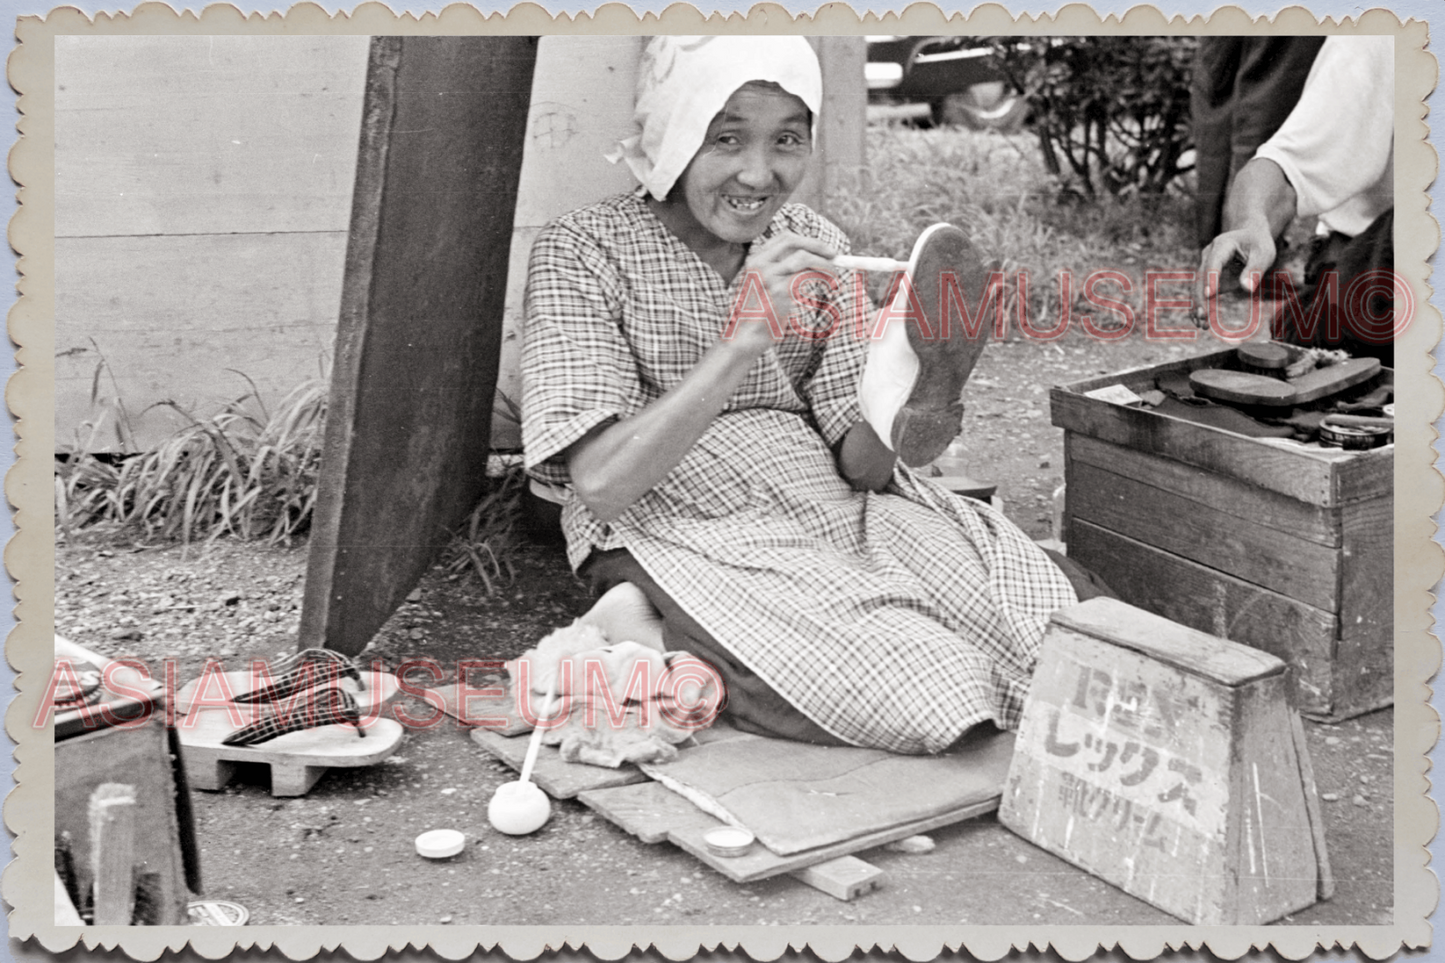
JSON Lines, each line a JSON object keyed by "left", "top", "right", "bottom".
{"left": 53, "top": 329, "right": 1394, "bottom": 926}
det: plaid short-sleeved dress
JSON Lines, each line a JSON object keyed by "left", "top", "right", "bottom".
{"left": 522, "top": 193, "right": 1076, "bottom": 755}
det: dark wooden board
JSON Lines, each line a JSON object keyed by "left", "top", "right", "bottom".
{"left": 577, "top": 779, "right": 1000, "bottom": 884}
{"left": 299, "top": 37, "right": 538, "bottom": 655}
{"left": 1067, "top": 459, "right": 1340, "bottom": 610}
{"left": 1067, "top": 521, "right": 1340, "bottom": 718}
{"left": 1068, "top": 434, "right": 1340, "bottom": 548}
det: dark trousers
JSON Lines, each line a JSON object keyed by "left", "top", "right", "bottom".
{"left": 1191, "top": 37, "right": 1326, "bottom": 248}
{"left": 1273, "top": 209, "right": 1395, "bottom": 367}
{"left": 579, "top": 545, "right": 1116, "bottom": 748}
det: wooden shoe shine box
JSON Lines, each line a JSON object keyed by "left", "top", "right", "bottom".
{"left": 1049, "top": 347, "right": 1392, "bottom": 722}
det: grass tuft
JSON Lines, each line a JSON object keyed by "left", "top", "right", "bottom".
{"left": 56, "top": 378, "right": 328, "bottom": 548}
{"left": 441, "top": 460, "right": 526, "bottom": 593}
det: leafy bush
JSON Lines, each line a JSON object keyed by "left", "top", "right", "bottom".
{"left": 992, "top": 36, "right": 1197, "bottom": 197}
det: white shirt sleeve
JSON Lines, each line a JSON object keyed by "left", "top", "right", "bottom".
{"left": 1254, "top": 35, "right": 1394, "bottom": 236}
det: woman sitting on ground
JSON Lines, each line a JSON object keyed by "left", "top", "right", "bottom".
{"left": 521, "top": 35, "right": 1109, "bottom": 755}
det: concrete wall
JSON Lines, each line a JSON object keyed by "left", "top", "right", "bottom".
{"left": 55, "top": 35, "right": 865, "bottom": 453}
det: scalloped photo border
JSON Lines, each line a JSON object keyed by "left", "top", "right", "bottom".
{"left": 5, "top": 4, "right": 1439, "bottom": 960}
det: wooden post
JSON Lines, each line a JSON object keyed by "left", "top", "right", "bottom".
{"left": 300, "top": 37, "right": 538, "bottom": 655}
{"left": 796, "top": 36, "right": 867, "bottom": 217}
{"left": 88, "top": 783, "right": 138, "bottom": 925}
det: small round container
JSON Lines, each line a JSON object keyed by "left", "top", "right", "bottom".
{"left": 188, "top": 900, "right": 249, "bottom": 926}
{"left": 1319, "top": 421, "right": 1392, "bottom": 450}
{"left": 415, "top": 829, "right": 466, "bottom": 859}
{"left": 703, "top": 826, "right": 755, "bottom": 858}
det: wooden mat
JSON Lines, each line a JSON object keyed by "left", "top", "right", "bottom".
{"left": 638, "top": 729, "right": 1015, "bottom": 855}
{"left": 579, "top": 772, "right": 1002, "bottom": 884}
{"left": 470, "top": 715, "right": 1012, "bottom": 880}
{"left": 468, "top": 727, "right": 649, "bottom": 798}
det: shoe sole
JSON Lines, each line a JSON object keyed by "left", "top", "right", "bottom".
{"left": 891, "top": 223, "right": 992, "bottom": 467}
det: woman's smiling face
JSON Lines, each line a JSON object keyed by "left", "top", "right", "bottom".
{"left": 670, "top": 82, "right": 813, "bottom": 247}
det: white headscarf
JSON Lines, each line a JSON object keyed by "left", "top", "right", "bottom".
{"left": 608, "top": 35, "right": 823, "bottom": 201}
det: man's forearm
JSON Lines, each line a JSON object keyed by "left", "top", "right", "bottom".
{"left": 1221, "top": 157, "right": 1300, "bottom": 240}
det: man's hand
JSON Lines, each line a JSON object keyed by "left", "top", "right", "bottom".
{"left": 1194, "top": 157, "right": 1298, "bottom": 325}
{"left": 1194, "top": 218, "right": 1276, "bottom": 324}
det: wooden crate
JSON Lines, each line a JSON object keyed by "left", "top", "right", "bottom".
{"left": 1050, "top": 347, "right": 1392, "bottom": 722}
{"left": 1000, "top": 599, "right": 1331, "bottom": 925}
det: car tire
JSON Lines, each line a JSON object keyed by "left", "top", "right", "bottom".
{"left": 934, "top": 84, "right": 1028, "bottom": 132}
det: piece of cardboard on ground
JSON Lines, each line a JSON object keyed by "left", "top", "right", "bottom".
{"left": 637, "top": 728, "right": 1015, "bottom": 855}
{"left": 577, "top": 776, "right": 998, "bottom": 885}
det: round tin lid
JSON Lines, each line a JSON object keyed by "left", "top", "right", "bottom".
{"left": 188, "top": 900, "right": 249, "bottom": 926}
{"left": 415, "top": 829, "right": 467, "bottom": 859}
{"left": 703, "top": 826, "right": 755, "bottom": 858}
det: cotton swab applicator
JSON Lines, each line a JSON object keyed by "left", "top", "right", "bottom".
{"left": 833, "top": 254, "right": 911, "bottom": 274}
{"left": 487, "top": 671, "right": 558, "bottom": 835}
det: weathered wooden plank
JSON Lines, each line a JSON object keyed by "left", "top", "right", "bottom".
{"left": 1332, "top": 368, "right": 1394, "bottom": 503}
{"left": 788, "top": 856, "right": 882, "bottom": 901}
{"left": 638, "top": 729, "right": 1014, "bottom": 856}
{"left": 1052, "top": 349, "right": 1393, "bottom": 508}
{"left": 1002, "top": 612, "right": 1322, "bottom": 924}
{"left": 1326, "top": 634, "right": 1393, "bottom": 721}
{"left": 1338, "top": 491, "right": 1394, "bottom": 642}
{"left": 1050, "top": 597, "right": 1283, "bottom": 687}
{"left": 791, "top": 37, "right": 867, "bottom": 216}
{"left": 1289, "top": 709, "right": 1335, "bottom": 901}
{"left": 1002, "top": 623, "right": 1239, "bottom": 923}
{"left": 88, "top": 784, "right": 139, "bottom": 925}
{"left": 299, "top": 37, "right": 538, "bottom": 656}
{"left": 578, "top": 779, "right": 1000, "bottom": 884}
{"left": 55, "top": 232, "right": 344, "bottom": 452}
{"left": 576, "top": 780, "right": 688, "bottom": 845}
{"left": 1051, "top": 386, "right": 1340, "bottom": 505}
{"left": 1068, "top": 433, "right": 1339, "bottom": 548}
{"left": 488, "top": 36, "right": 644, "bottom": 452}
{"left": 1222, "top": 672, "right": 1324, "bottom": 923}
{"left": 57, "top": 723, "right": 192, "bottom": 925}
{"left": 55, "top": 35, "right": 368, "bottom": 238}
{"left": 509, "top": 37, "right": 644, "bottom": 230}
{"left": 1067, "top": 459, "right": 1340, "bottom": 610}
{"left": 1334, "top": 445, "right": 1394, "bottom": 505}
{"left": 467, "top": 727, "right": 649, "bottom": 799}
{"left": 1331, "top": 494, "right": 1395, "bottom": 716}
{"left": 1067, "top": 521, "right": 1338, "bottom": 718}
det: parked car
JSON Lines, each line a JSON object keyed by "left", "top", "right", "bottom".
{"left": 865, "top": 36, "right": 1029, "bottom": 131}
